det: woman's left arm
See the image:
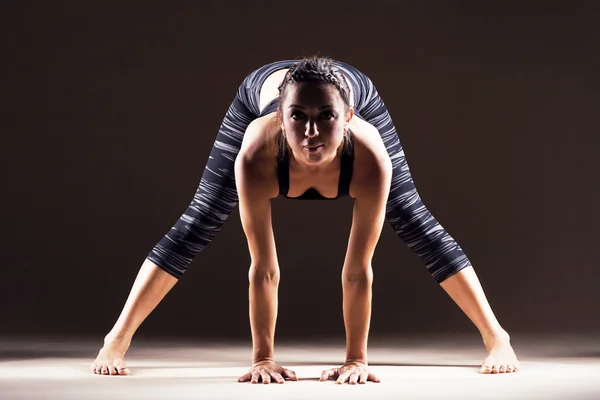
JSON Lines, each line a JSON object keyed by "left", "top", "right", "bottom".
{"left": 342, "top": 135, "right": 392, "bottom": 365}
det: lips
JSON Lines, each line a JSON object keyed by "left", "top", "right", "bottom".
{"left": 305, "top": 143, "right": 324, "bottom": 149}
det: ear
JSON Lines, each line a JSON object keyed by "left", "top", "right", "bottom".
{"left": 346, "top": 108, "right": 354, "bottom": 125}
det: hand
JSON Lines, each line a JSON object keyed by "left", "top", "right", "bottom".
{"left": 238, "top": 360, "right": 298, "bottom": 384}
{"left": 320, "top": 361, "right": 381, "bottom": 384}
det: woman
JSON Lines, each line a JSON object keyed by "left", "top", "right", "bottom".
{"left": 91, "top": 57, "right": 519, "bottom": 383}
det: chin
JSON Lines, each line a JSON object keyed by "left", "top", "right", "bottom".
{"left": 303, "top": 155, "right": 325, "bottom": 164}
{"left": 303, "top": 147, "right": 335, "bottom": 164}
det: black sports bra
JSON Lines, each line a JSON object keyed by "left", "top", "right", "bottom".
{"left": 277, "top": 136, "right": 354, "bottom": 200}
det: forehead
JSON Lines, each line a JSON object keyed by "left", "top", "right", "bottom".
{"left": 283, "top": 82, "right": 343, "bottom": 106}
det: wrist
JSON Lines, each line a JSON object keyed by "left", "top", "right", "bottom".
{"left": 252, "top": 345, "right": 274, "bottom": 365}
{"left": 346, "top": 345, "right": 367, "bottom": 364}
{"left": 345, "top": 358, "right": 368, "bottom": 366}
{"left": 252, "top": 357, "right": 275, "bottom": 366}
{"left": 345, "top": 347, "right": 368, "bottom": 365}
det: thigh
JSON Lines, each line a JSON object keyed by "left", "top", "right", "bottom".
{"left": 146, "top": 79, "right": 261, "bottom": 278}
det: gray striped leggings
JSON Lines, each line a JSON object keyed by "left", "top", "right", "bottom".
{"left": 147, "top": 59, "right": 472, "bottom": 283}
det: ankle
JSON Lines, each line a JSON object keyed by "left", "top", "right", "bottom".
{"left": 481, "top": 328, "right": 510, "bottom": 346}
{"left": 104, "top": 332, "right": 132, "bottom": 346}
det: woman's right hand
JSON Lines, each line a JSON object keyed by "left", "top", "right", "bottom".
{"left": 238, "top": 360, "right": 298, "bottom": 384}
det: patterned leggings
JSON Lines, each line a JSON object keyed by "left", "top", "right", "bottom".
{"left": 147, "top": 59, "right": 472, "bottom": 283}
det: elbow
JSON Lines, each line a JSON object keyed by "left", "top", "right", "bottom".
{"left": 248, "top": 265, "right": 280, "bottom": 285}
{"left": 342, "top": 267, "right": 373, "bottom": 286}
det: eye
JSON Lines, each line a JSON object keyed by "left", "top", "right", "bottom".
{"left": 321, "top": 111, "right": 335, "bottom": 120}
{"left": 290, "top": 111, "right": 305, "bottom": 120}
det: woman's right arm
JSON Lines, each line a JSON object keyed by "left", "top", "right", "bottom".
{"left": 234, "top": 119, "right": 281, "bottom": 366}
{"left": 235, "top": 119, "right": 297, "bottom": 384}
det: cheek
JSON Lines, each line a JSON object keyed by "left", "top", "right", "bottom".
{"left": 324, "top": 120, "right": 345, "bottom": 136}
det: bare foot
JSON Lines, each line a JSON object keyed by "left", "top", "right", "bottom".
{"left": 481, "top": 330, "right": 520, "bottom": 374}
{"left": 91, "top": 335, "right": 131, "bottom": 375}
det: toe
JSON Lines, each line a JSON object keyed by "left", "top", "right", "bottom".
{"left": 115, "top": 360, "right": 130, "bottom": 375}
{"left": 101, "top": 365, "right": 109, "bottom": 375}
{"left": 480, "top": 362, "right": 493, "bottom": 374}
{"left": 481, "top": 355, "right": 495, "bottom": 374}
{"left": 499, "top": 365, "right": 507, "bottom": 373}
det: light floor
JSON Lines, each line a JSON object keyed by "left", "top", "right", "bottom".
{"left": 1, "top": 334, "right": 599, "bottom": 400}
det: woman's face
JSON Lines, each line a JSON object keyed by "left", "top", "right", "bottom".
{"left": 280, "top": 82, "right": 352, "bottom": 165}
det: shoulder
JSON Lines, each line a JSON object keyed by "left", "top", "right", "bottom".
{"left": 235, "top": 115, "right": 280, "bottom": 199}
{"left": 348, "top": 115, "right": 392, "bottom": 198}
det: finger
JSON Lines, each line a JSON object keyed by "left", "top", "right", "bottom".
{"left": 359, "top": 371, "right": 369, "bottom": 384}
{"left": 260, "top": 371, "right": 271, "bottom": 384}
{"left": 238, "top": 372, "right": 252, "bottom": 382}
{"left": 349, "top": 373, "right": 359, "bottom": 385}
{"left": 271, "top": 372, "right": 285, "bottom": 384}
{"left": 251, "top": 372, "right": 260, "bottom": 384}
{"left": 283, "top": 368, "right": 298, "bottom": 381}
{"left": 368, "top": 371, "right": 381, "bottom": 383}
{"left": 336, "top": 371, "right": 351, "bottom": 384}
{"left": 320, "top": 369, "right": 333, "bottom": 382}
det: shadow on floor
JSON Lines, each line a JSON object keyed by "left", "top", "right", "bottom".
{"left": 285, "top": 361, "right": 481, "bottom": 368}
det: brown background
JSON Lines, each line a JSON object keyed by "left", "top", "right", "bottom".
{"left": 1, "top": 1, "right": 599, "bottom": 341}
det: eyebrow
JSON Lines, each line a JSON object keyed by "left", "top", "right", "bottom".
{"left": 288, "top": 104, "right": 334, "bottom": 110}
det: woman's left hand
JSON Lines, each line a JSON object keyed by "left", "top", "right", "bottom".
{"left": 319, "top": 361, "right": 381, "bottom": 384}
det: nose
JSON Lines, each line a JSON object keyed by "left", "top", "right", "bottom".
{"left": 305, "top": 121, "right": 319, "bottom": 138}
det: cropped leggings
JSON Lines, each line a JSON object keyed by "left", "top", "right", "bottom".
{"left": 147, "top": 60, "right": 472, "bottom": 283}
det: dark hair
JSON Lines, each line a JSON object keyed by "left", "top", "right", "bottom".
{"left": 277, "top": 56, "right": 352, "bottom": 112}
{"left": 276, "top": 56, "right": 353, "bottom": 157}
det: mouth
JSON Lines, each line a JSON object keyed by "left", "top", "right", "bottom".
{"left": 304, "top": 143, "right": 324, "bottom": 150}
{"left": 304, "top": 144, "right": 324, "bottom": 153}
